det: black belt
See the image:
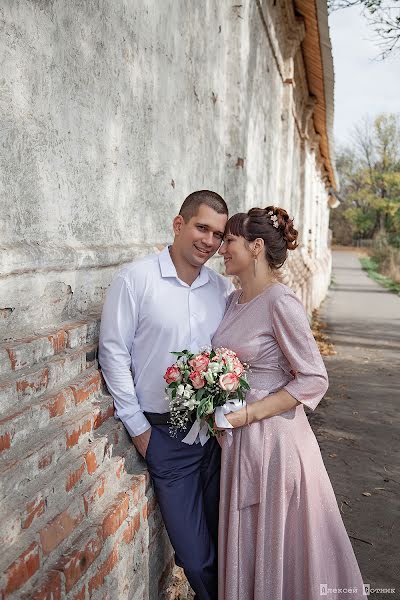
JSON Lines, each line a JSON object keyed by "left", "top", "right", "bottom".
{"left": 144, "top": 411, "right": 197, "bottom": 426}
{"left": 144, "top": 411, "right": 171, "bottom": 425}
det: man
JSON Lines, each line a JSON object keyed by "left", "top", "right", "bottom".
{"left": 99, "top": 190, "right": 234, "bottom": 600}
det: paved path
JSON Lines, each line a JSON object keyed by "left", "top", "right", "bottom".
{"left": 309, "top": 250, "right": 400, "bottom": 597}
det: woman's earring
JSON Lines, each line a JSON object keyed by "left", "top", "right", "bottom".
{"left": 253, "top": 256, "right": 258, "bottom": 277}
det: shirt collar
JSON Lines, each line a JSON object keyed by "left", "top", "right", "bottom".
{"left": 158, "top": 245, "right": 210, "bottom": 288}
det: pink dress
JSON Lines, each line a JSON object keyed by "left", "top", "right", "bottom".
{"left": 212, "top": 283, "right": 364, "bottom": 600}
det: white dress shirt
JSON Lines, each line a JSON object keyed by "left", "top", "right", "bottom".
{"left": 99, "top": 246, "right": 234, "bottom": 437}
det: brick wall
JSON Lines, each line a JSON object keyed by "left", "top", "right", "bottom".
{"left": 0, "top": 319, "right": 174, "bottom": 599}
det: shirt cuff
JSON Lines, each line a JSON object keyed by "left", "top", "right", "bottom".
{"left": 123, "top": 411, "right": 151, "bottom": 437}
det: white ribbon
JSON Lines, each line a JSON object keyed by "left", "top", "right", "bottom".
{"left": 215, "top": 399, "right": 246, "bottom": 446}
{"left": 181, "top": 419, "right": 210, "bottom": 446}
{"left": 181, "top": 399, "right": 246, "bottom": 446}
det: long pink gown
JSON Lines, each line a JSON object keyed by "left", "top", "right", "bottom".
{"left": 212, "top": 283, "right": 365, "bottom": 600}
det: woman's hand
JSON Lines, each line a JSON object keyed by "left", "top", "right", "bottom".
{"left": 213, "top": 407, "right": 248, "bottom": 430}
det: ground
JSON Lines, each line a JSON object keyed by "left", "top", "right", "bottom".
{"left": 309, "top": 248, "right": 400, "bottom": 596}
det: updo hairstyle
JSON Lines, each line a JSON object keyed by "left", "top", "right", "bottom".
{"left": 225, "top": 205, "right": 299, "bottom": 269}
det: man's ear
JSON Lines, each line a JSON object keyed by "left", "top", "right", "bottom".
{"left": 173, "top": 215, "right": 185, "bottom": 236}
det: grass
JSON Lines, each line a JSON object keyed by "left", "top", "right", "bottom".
{"left": 360, "top": 257, "right": 400, "bottom": 295}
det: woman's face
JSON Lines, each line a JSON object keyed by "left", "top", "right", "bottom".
{"left": 218, "top": 233, "right": 254, "bottom": 276}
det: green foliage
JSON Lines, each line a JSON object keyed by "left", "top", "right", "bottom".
{"left": 331, "top": 113, "right": 400, "bottom": 243}
{"left": 360, "top": 256, "right": 400, "bottom": 294}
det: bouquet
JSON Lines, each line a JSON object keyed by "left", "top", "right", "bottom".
{"left": 163, "top": 347, "right": 250, "bottom": 445}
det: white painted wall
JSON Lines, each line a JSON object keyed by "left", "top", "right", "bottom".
{"left": 0, "top": 0, "right": 333, "bottom": 339}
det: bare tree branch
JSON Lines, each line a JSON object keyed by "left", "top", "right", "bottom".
{"left": 328, "top": 0, "right": 400, "bottom": 59}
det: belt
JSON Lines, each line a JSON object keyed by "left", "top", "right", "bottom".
{"left": 144, "top": 411, "right": 171, "bottom": 425}
{"left": 144, "top": 411, "right": 197, "bottom": 426}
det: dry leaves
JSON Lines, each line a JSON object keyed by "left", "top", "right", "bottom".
{"left": 164, "top": 566, "right": 194, "bottom": 600}
{"left": 311, "top": 309, "right": 336, "bottom": 356}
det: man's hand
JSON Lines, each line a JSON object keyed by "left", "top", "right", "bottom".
{"left": 131, "top": 427, "right": 152, "bottom": 458}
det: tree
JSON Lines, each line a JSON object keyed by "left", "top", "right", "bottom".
{"left": 331, "top": 113, "right": 400, "bottom": 245}
{"left": 328, "top": 0, "right": 400, "bottom": 59}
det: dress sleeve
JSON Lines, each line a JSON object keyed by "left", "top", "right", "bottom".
{"left": 272, "top": 293, "right": 329, "bottom": 410}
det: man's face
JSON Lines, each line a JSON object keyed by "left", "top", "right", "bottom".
{"left": 173, "top": 204, "right": 228, "bottom": 268}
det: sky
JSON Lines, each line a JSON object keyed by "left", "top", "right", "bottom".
{"left": 328, "top": 5, "right": 400, "bottom": 147}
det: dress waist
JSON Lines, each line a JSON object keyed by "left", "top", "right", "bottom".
{"left": 247, "top": 366, "right": 292, "bottom": 394}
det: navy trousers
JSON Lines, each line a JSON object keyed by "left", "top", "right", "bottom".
{"left": 145, "top": 424, "right": 221, "bottom": 600}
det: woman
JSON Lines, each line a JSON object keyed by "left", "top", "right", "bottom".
{"left": 212, "top": 206, "right": 364, "bottom": 600}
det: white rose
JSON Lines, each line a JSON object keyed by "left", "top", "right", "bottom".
{"left": 184, "top": 398, "right": 198, "bottom": 410}
{"left": 183, "top": 385, "right": 194, "bottom": 399}
{"left": 204, "top": 370, "right": 215, "bottom": 384}
{"left": 177, "top": 384, "right": 185, "bottom": 396}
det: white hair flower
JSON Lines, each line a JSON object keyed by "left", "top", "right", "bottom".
{"left": 270, "top": 214, "right": 279, "bottom": 228}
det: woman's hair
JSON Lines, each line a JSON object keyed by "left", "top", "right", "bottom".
{"left": 225, "top": 206, "right": 298, "bottom": 269}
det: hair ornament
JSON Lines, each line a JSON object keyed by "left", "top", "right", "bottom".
{"left": 270, "top": 214, "right": 279, "bottom": 228}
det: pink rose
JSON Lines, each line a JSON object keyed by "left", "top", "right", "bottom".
{"left": 189, "top": 370, "right": 205, "bottom": 389}
{"left": 232, "top": 357, "right": 244, "bottom": 376}
{"left": 219, "top": 372, "right": 240, "bottom": 392}
{"left": 164, "top": 365, "right": 182, "bottom": 384}
{"left": 188, "top": 354, "right": 210, "bottom": 373}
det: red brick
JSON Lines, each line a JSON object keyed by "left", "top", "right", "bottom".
{"left": 16, "top": 368, "right": 48, "bottom": 399}
{"left": 56, "top": 528, "right": 102, "bottom": 592}
{"left": 93, "top": 403, "right": 114, "bottom": 430}
{"left": 31, "top": 570, "right": 62, "bottom": 600}
{"left": 142, "top": 496, "right": 158, "bottom": 521}
{"left": 88, "top": 545, "right": 119, "bottom": 595}
{"left": 22, "top": 495, "right": 46, "bottom": 529}
{"left": 40, "top": 504, "right": 84, "bottom": 554}
{"left": 38, "top": 453, "right": 54, "bottom": 470}
{"left": 63, "top": 321, "right": 88, "bottom": 349}
{"left": 43, "top": 388, "right": 73, "bottom": 418}
{"left": 69, "top": 371, "right": 101, "bottom": 405}
{"left": 2, "top": 542, "right": 40, "bottom": 595}
{"left": 5, "top": 347, "right": 18, "bottom": 370}
{"left": 0, "top": 431, "right": 11, "bottom": 452}
{"left": 115, "top": 458, "right": 125, "bottom": 480}
{"left": 49, "top": 330, "right": 67, "bottom": 353}
{"left": 122, "top": 512, "right": 141, "bottom": 544}
{"left": 84, "top": 450, "right": 98, "bottom": 475}
{"left": 65, "top": 417, "right": 92, "bottom": 448}
{"left": 66, "top": 461, "right": 86, "bottom": 492}
{"left": 83, "top": 474, "right": 106, "bottom": 515}
{"left": 102, "top": 492, "right": 130, "bottom": 538}
{"left": 130, "top": 474, "right": 145, "bottom": 504}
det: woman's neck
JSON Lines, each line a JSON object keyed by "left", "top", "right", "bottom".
{"left": 238, "top": 269, "right": 278, "bottom": 303}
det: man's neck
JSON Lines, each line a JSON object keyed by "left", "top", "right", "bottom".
{"left": 169, "top": 246, "right": 201, "bottom": 286}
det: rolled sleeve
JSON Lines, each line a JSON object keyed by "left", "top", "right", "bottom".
{"left": 99, "top": 275, "right": 150, "bottom": 437}
{"left": 272, "top": 293, "right": 329, "bottom": 411}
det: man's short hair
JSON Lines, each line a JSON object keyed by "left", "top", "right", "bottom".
{"left": 179, "top": 190, "right": 228, "bottom": 223}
